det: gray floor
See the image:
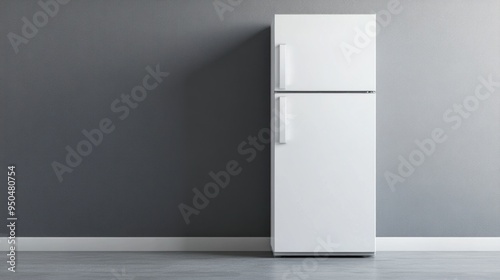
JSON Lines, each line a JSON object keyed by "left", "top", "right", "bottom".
{"left": 1, "top": 252, "right": 500, "bottom": 279}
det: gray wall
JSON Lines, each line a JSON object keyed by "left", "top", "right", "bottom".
{"left": 1, "top": 0, "right": 499, "bottom": 237}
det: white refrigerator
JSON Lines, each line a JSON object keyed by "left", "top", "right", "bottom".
{"left": 271, "top": 15, "right": 376, "bottom": 256}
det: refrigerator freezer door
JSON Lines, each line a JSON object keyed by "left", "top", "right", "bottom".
{"left": 274, "top": 15, "right": 376, "bottom": 92}
{"left": 273, "top": 93, "right": 376, "bottom": 255}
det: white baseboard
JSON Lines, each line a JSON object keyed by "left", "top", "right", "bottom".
{"left": 2, "top": 237, "right": 500, "bottom": 251}
{"left": 377, "top": 237, "right": 500, "bottom": 251}
{"left": 0, "top": 237, "right": 271, "bottom": 251}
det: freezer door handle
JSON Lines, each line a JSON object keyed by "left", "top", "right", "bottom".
{"left": 278, "top": 96, "right": 287, "bottom": 144}
{"left": 278, "top": 44, "right": 286, "bottom": 90}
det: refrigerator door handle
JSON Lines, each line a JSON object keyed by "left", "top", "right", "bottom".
{"left": 278, "top": 96, "right": 287, "bottom": 144}
{"left": 278, "top": 45, "right": 286, "bottom": 90}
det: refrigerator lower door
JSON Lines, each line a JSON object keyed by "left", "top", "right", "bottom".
{"left": 272, "top": 93, "right": 376, "bottom": 256}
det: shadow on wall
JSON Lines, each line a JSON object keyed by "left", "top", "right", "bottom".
{"left": 179, "top": 28, "right": 271, "bottom": 236}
